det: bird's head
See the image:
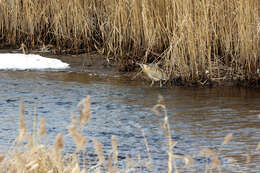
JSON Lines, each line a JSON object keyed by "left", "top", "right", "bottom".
{"left": 137, "top": 63, "right": 153, "bottom": 75}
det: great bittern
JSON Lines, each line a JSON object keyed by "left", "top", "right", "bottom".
{"left": 137, "top": 63, "right": 168, "bottom": 87}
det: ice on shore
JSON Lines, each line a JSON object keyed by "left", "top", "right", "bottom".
{"left": 0, "top": 53, "right": 69, "bottom": 70}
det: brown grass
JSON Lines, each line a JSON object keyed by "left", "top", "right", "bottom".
{"left": 0, "top": 97, "right": 259, "bottom": 172}
{"left": 221, "top": 133, "right": 233, "bottom": 146}
{"left": 0, "top": 0, "right": 259, "bottom": 85}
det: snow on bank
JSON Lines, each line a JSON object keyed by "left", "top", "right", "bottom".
{"left": 0, "top": 53, "right": 69, "bottom": 70}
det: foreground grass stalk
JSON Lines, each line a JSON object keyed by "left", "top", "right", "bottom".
{"left": 0, "top": 97, "right": 259, "bottom": 172}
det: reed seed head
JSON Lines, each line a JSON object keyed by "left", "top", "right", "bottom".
{"left": 222, "top": 133, "right": 233, "bottom": 145}
{"left": 38, "top": 117, "right": 47, "bottom": 138}
{"left": 112, "top": 135, "right": 118, "bottom": 164}
{"left": 256, "top": 142, "right": 260, "bottom": 151}
{"left": 93, "top": 138, "right": 105, "bottom": 165}
{"left": 246, "top": 150, "right": 251, "bottom": 163}
{"left": 200, "top": 148, "right": 220, "bottom": 169}
{"left": 78, "top": 96, "right": 91, "bottom": 127}
{"left": 0, "top": 155, "right": 4, "bottom": 163}
{"left": 71, "top": 163, "right": 80, "bottom": 173}
{"left": 18, "top": 101, "right": 27, "bottom": 144}
{"left": 54, "top": 133, "right": 64, "bottom": 152}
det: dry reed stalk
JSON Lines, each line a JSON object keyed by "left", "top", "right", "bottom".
{"left": 18, "top": 101, "right": 27, "bottom": 144}
{"left": 78, "top": 96, "right": 91, "bottom": 128}
{"left": 75, "top": 134, "right": 87, "bottom": 152}
{"left": 200, "top": 148, "right": 221, "bottom": 170}
{"left": 151, "top": 104, "right": 166, "bottom": 116}
{"left": 111, "top": 135, "right": 118, "bottom": 168}
{"left": 1, "top": 96, "right": 259, "bottom": 172}
{"left": 0, "top": 156, "right": 4, "bottom": 163}
{"left": 54, "top": 133, "right": 64, "bottom": 153}
{"left": 222, "top": 133, "right": 233, "bottom": 146}
{"left": 172, "top": 154, "right": 194, "bottom": 168}
{"left": 93, "top": 138, "right": 105, "bottom": 166}
{"left": 126, "top": 156, "right": 132, "bottom": 170}
{"left": 1, "top": 0, "right": 259, "bottom": 84}
{"left": 14, "top": 153, "right": 26, "bottom": 172}
{"left": 142, "top": 130, "right": 153, "bottom": 172}
{"left": 25, "top": 134, "right": 34, "bottom": 149}
{"left": 25, "top": 160, "right": 39, "bottom": 171}
{"left": 256, "top": 143, "right": 260, "bottom": 151}
{"left": 184, "top": 155, "right": 194, "bottom": 168}
{"left": 67, "top": 115, "right": 87, "bottom": 152}
{"left": 32, "top": 104, "right": 37, "bottom": 147}
{"left": 71, "top": 163, "right": 80, "bottom": 173}
{"left": 38, "top": 117, "right": 47, "bottom": 138}
{"left": 246, "top": 150, "right": 251, "bottom": 164}
{"left": 67, "top": 97, "right": 91, "bottom": 153}
{"left": 151, "top": 97, "right": 178, "bottom": 173}
{"left": 107, "top": 157, "right": 113, "bottom": 173}
{"left": 226, "top": 157, "right": 240, "bottom": 168}
{"left": 80, "top": 169, "right": 87, "bottom": 173}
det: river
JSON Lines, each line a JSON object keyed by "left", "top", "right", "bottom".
{"left": 0, "top": 69, "right": 259, "bottom": 172}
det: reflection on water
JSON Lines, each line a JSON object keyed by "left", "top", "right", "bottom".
{"left": 0, "top": 70, "right": 259, "bottom": 172}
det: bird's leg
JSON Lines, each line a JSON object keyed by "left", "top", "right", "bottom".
{"left": 160, "top": 81, "right": 162, "bottom": 87}
{"left": 150, "top": 80, "right": 154, "bottom": 86}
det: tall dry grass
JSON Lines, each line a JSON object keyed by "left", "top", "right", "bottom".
{"left": 0, "top": 97, "right": 259, "bottom": 172}
{"left": 0, "top": 0, "right": 259, "bottom": 83}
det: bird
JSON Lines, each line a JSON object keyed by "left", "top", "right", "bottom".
{"left": 137, "top": 63, "right": 168, "bottom": 87}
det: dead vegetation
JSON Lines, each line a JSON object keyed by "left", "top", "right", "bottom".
{"left": 0, "top": 97, "right": 259, "bottom": 172}
{"left": 0, "top": 0, "right": 259, "bottom": 86}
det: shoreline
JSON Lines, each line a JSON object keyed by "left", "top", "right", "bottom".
{"left": 1, "top": 0, "right": 259, "bottom": 88}
{"left": 1, "top": 49, "right": 259, "bottom": 88}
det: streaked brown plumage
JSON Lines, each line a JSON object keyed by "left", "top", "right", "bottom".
{"left": 137, "top": 63, "right": 168, "bottom": 87}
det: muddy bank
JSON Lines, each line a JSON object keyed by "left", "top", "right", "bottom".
{"left": 0, "top": 49, "right": 259, "bottom": 88}
{"left": 1, "top": 0, "right": 259, "bottom": 89}
{"left": 44, "top": 52, "right": 260, "bottom": 88}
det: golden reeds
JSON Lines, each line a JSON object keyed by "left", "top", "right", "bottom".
{"left": 0, "top": 156, "right": 4, "bottom": 164}
{"left": 38, "top": 117, "right": 47, "bottom": 138}
{"left": 0, "top": 97, "right": 259, "bottom": 172}
{"left": 67, "top": 114, "right": 87, "bottom": 152}
{"left": 221, "top": 133, "right": 233, "bottom": 146}
{"left": 0, "top": 0, "right": 259, "bottom": 85}
{"left": 78, "top": 96, "right": 91, "bottom": 128}
{"left": 200, "top": 148, "right": 221, "bottom": 170}
{"left": 18, "top": 101, "right": 27, "bottom": 144}
{"left": 93, "top": 138, "right": 105, "bottom": 166}
{"left": 67, "top": 97, "right": 91, "bottom": 152}
{"left": 111, "top": 135, "right": 118, "bottom": 167}
{"left": 54, "top": 133, "right": 64, "bottom": 153}
{"left": 256, "top": 143, "right": 260, "bottom": 151}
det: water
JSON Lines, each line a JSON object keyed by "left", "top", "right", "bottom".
{"left": 0, "top": 70, "right": 259, "bottom": 172}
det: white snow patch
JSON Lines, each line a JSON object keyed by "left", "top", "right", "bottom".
{"left": 0, "top": 53, "right": 69, "bottom": 70}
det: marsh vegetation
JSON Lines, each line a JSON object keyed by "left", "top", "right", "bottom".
{"left": 0, "top": 96, "right": 259, "bottom": 173}
{"left": 0, "top": 0, "right": 259, "bottom": 86}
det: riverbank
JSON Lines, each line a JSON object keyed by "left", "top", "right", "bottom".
{"left": 54, "top": 52, "right": 260, "bottom": 88}
{"left": 29, "top": 52, "right": 260, "bottom": 88}
{"left": 0, "top": 0, "right": 259, "bottom": 87}
{"left": 1, "top": 48, "right": 260, "bottom": 88}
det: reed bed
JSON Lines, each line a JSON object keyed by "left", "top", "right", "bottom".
{"left": 0, "top": 97, "right": 259, "bottom": 172}
{"left": 0, "top": 0, "right": 259, "bottom": 85}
